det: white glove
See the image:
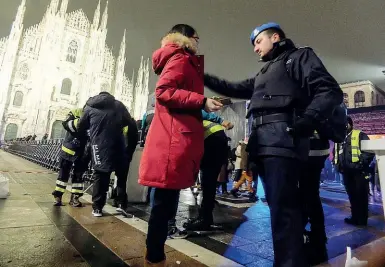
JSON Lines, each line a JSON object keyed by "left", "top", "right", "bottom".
{"left": 345, "top": 247, "right": 368, "bottom": 267}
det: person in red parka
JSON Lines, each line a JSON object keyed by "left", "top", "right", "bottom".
{"left": 138, "top": 24, "right": 223, "bottom": 266}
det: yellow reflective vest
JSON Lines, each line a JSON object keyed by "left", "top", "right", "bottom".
{"left": 334, "top": 129, "right": 361, "bottom": 164}
{"left": 203, "top": 120, "right": 224, "bottom": 139}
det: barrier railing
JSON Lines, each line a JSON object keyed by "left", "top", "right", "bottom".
{"left": 3, "top": 139, "right": 63, "bottom": 172}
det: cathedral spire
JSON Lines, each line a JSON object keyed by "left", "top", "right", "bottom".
{"left": 118, "top": 29, "right": 126, "bottom": 60}
{"left": 59, "top": 0, "right": 69, "bottom": 16}
{"left": 47, "top": 0, "right": 60, "bottom": 14}
{"left": 13, "top": 0, "right": 26, "bottom": 29}
{"left": 92, "top": 0, "right": 101, "bottom": 28}
{"left": 100, "top": 0, "right": 108, "bottom": 30}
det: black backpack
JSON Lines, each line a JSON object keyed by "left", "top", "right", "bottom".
{"left": 283, "top": 48, "right": 347, "bottom": 143}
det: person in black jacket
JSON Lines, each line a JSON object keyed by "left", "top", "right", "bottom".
{"left": 204, "top": 22, "right": 343, "bottom": 267}
{"left": 114, "top": 117, "right": 139, "bottom": 216}
{"left": 334, "top": 117, "right": 374, "bottom": 226}
{"left": 77, "top": 92, "right": 131, "bottom": 217}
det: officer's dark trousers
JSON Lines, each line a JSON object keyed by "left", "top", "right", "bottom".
{"left": 255, "top": 156, "right": 307, "bottom": 267}
{"left": 53, "top": 157, "right": 87, "bottom": 197}
{"left": 92, "top": 170, "right": 112, "bottom": 210}
{"left": 199, "top": 134, "right": 228, "bottom": 223}
{"left": 146, "top": 188, "right": 180, "bottom": 263}
{"left": 299, "top": 156, "right": 327, "bottom": 243}
{"left": 344, "top": 171, "right": 369, "bottom": 224}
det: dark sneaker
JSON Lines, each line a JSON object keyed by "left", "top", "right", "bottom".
{"left": 168, "top": 226, "right": 188, "bottom": 239}
{"left": 119, "top": 207, "right": 134, "bottom": 218}
{"left": 92, "top": 209, "right": 102, "bottom": 217}
{"left": 183, "top": 218, "right": 212, "bottom": 231}
{"left": 230, "top": 189, "right": 239, "bottom": 198}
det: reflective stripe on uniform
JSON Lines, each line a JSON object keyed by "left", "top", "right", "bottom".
{"left": 351, "top": 129, "right": 361, "bottom": 163}
{"left": 56, "top": 180, "right": 67, "bottom": 187}
{"left": 309, "top": 149, "right": 330, "bottom": 157}
{"left": 72, "top": 183, "right": 84, "bottom": 188}
{"left": 203, "top": 120, "right": 224, "bottom": 139}
{"left": 71, "top": 109, "right": 83, "bottom": 118}
{"left": 73, "top": 118, "right": 79, "bottom": 129}
{"left": 71, "top": 188, "right": 83, "bottom": 194}
{"left": 123, "top": 126, "right": 128, "bottom": 137}
{"left": 55, "top": 186, "right": 66, "bottom": 193}
{"left": 61, "top": 145, "right": 76, "bottom": 156}
{"left": 67, "top": 120, "right": 76, "bottom": 133}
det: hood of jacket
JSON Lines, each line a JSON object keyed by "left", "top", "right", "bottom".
{"left": 152, "top": 32, "right": 197, "bottom": 75}
{"left": 86, "top": 92, "right": 116, "bottom": 109}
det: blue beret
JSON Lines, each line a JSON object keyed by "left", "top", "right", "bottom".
{"left": 250, "top": 22, "right": 281, "bottom": 45}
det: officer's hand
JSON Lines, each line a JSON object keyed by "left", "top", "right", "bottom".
{"left": 204, "top": 98, "right": 223, "bottom": 112}
{"left": 222, "top": 120, "right": 234, "bottom": 130}
{"left": 287, "top": 116, "right": 315, "bottom": 137}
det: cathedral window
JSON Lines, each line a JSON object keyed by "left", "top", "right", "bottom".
{"left": 4, "top": 123, "right": 18, "bottom": 141}
{"left": 51, "top": 120, "right": 66, "bottom": 139}
{"left": 354, "top": 90, "right": 365, "bottom": 108}
{"left": 13, "top": 91, "right": 24, "bottom": 107}
{"left": 66, "top": 40, "right": 78, "bottom": 63}
{"left": 18, "top": 63, "right": 29, "bottom": 80}
{"left": 60, "top": 78, "right": 72, "bottom": 95}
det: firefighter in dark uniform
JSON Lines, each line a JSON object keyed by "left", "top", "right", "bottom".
{"left": 300, "top": 131, "right": 330, "bottom": 265}
{"left": 77, "top": 92, "right": 132, "bottom": 217}
{"left": 52, "top": 108, "right": 89, "bottom": 207}
{"left": 184, "top": 110, "right": 233, "bottom": 230}
{"left": 334, "top": 116, "right": 374, "bottom": 226}
{"left": 204, "top": 22, "right": 343, "bottom": 266}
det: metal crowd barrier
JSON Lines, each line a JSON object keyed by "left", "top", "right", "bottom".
{"left": 4, "top": 139, "right": 64, "bottom": 172}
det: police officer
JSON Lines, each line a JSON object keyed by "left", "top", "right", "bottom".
{"left": 52, "top": 108, "right": 89, "bottom": 207}
{"left": 334, "top": 116, "right": 374, "bottom": 226}
{"left": 204, "top": 23, "right": 343, "bottom": 266}
{"left": 183, "top": 110, "right": 233, "bottom": 231}
{"left": 300, "top": 131, "right": 330, "bottom": 265}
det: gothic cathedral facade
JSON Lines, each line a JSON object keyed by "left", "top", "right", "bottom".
{"left": 0, "top": 0, "right": 150, "bottom": 141}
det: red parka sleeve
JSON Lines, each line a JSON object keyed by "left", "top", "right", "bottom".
{"left": 155, "top": 53, "right": 205, "bottom": 109}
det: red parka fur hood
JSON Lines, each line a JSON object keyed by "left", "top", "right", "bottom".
{"left": 152, "top": 32, "right": 198, "bottom": 75}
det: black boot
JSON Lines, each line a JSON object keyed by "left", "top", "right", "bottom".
{"left": 52, "top": 192, "right": 63, "bottom": 206}
{"left": 69, "top": 194, "right": 83, "bottom": 207}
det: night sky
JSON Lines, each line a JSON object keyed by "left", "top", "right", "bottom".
{"left": 1, "top": 0, "right": 385, "bottom": 95}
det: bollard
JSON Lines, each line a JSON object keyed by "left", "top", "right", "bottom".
{"left": 361, "top": 139, "right": 385, "bottom": 218}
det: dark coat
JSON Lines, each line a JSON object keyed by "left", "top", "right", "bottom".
{"left": 77, "top": 92, "right": 131, "bottom": 172}
{"left": 204, "top": 39, "right": 343, "bottom": 161}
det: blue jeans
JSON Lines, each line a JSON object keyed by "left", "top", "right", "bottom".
{"left": 149, "top": 187, "right": 179, "bottom": 227}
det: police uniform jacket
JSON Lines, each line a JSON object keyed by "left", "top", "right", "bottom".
{"left": 204, "top": 39, "right": 343, "bottom": 161}
{"left": 77, "top": 92, "right": 131, "bottom": 172}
